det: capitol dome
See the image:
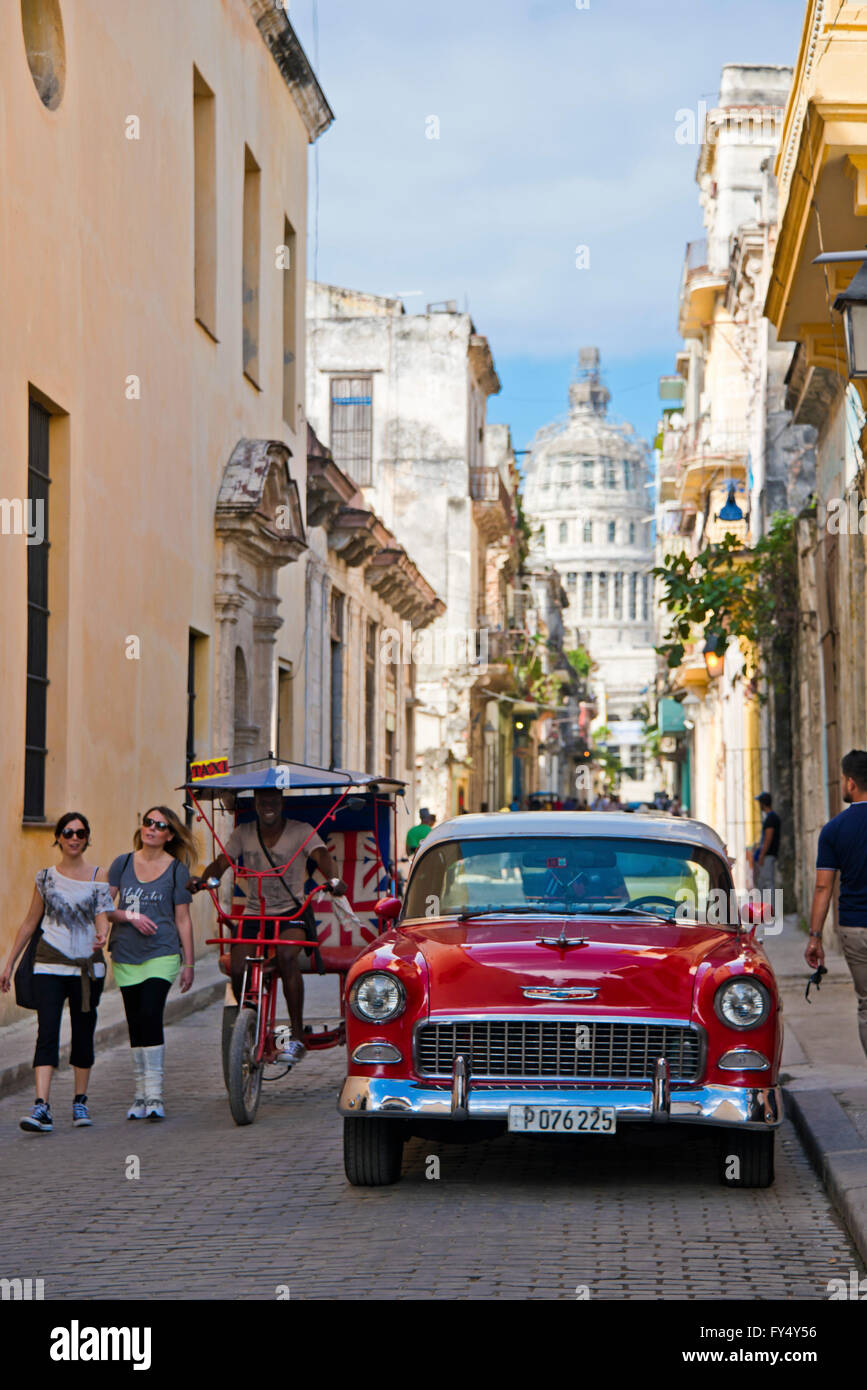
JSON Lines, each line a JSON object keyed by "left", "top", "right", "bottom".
{"left": 524, "top": 348, "right": 656, "bottom": 729}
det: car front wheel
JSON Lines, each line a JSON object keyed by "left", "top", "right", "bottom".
{"left": 344, "top": 1118, "right": 405, "bottom": 1186}
{"left": 719, "top": 1129, "right": 775, "bottom": 1188}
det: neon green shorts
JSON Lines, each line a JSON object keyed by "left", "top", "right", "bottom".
{"left": 112, "top": 954, "right": 181, "bottom": 988}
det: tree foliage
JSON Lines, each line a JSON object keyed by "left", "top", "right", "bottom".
{"left": 652, "top": 513, "right": 799, "bottom": 677}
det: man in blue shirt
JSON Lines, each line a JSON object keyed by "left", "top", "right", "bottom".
{"left": 806, "top": 749, "right": 867, "bottom": 1058}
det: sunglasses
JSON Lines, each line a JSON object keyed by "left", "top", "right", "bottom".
{"left": 60, "top": 828, "right": 87, "bottom": 841}
{"left": 142, "top": 816, "right": 171, "bottom": 832}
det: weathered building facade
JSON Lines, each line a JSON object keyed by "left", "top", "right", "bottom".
{"left": 653, "top": 64, "right": 803, "bottom": 890}
{"left": 306, "top": 283, "right": 518, "bottom": 820}
{"left": 303, "top": 426, "right": 444, "bottom": 844}
{"left": 764, "top": 1, "right": 867, "bottom": 918}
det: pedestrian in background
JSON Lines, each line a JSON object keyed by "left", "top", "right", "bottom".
{"left": 0, "top": 812, "right": 113, "bottom": 1133}
{"left": 806, "top": 750, "right": 867, "bottom": 1058}
{"left": 753, "top": 792, "right": 781, "bottom": 891}
{"left": 103, "top": 806, "right": 196, "bottom": 1121}
{"left": 406, "top": 808, "right": 435, "bottom": 856}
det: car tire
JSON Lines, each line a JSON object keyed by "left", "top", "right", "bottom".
{"left": 343, "top": 1118, "right": 405, "bottom": 1186}
{"left": 719, "top": 1129, "right": 774, "bottom": 1188}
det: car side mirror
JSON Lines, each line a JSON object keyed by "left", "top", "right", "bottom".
{"left": 740, "top": 900, "right": 772, "bottom": 925}
{"left": 374, "top": 896, "right": 402, "bottom": 922}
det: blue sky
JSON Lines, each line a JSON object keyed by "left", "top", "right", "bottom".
{"left": 293, "top": 0, "right": 804, "bottom": 454}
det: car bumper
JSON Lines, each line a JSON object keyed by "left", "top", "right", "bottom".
{"left": 338, "top": 1075, "right": 784, "bottom": 1129}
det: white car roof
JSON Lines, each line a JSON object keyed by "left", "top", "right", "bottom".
{"left": 418, "top": 811, "right": 728, "bottom": 858}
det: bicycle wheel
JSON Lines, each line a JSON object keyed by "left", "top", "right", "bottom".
{"left": 227, "top": 1007, "right": 263, "bottom": 1125}
{"left": 221, "top": 1004, "right": 238, "bottom": 1091}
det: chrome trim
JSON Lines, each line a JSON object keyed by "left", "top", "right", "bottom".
{"left": 351, "top": 1042, "right": 403, "bottom": 1064}
{"left": 412, "top": 1015, "right": 706, "bottom": 1084}
{"left": 522, "top": 986, "right": 599, "bottom": 1001}
{"left": 451, "top": 1054, "right": 469, "bottom": 1118}
{"left": 718, "top": 1049, "right": 769, "bottom": 1071}
{"left": 338, "top": 1078, "right": 784, "bottom": 1129}
{"left": 652, "top": 1057, "right": 670, "bottom": 1121}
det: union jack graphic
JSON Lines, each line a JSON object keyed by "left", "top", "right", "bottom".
{"left": 313, "top": 830, "right": 387, "bottom": 948}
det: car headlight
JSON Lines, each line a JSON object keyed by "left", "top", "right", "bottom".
{"left": 349, "top": 972, "right": 407, "bottom": 1023}
{"left": 714, "top": 977, "right": 770, "bottom": 1029}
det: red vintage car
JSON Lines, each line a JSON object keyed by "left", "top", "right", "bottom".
{"left": 339, "top": 812, "right": 783, "bottom": 1187}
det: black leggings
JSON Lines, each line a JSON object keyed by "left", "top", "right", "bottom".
{"left": 33, "top": 973, "right": 104, "bottom": 1070}
{"left": 120, "top": 977, "right": 172, "bottom": 1047}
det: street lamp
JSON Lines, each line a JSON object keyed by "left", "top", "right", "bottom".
{"left": 703, "top": 631, "right": 725, "bottom": 679}
{"left": 717, "top": 481, "right": 744, "bottom": 522}
{"left": 813, "top": 250, "right": 867, "bottom": 378}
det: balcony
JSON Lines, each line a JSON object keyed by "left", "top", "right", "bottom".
{"left": 470, "top": 466, "right": 513, "bottom": 542}
{"left": 678, "top": 237, "right": 727, "bottom": 339}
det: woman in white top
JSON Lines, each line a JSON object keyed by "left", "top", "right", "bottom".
{"left": 0, "top": 811, "right": 113, "bottom": 1132}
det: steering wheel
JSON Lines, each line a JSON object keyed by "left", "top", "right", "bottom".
{"left": 626, "top": 894, "right": 679, "bottom": 912}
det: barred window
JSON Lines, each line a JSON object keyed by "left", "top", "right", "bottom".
{"left": 598, "top": 572, "right": 608, "bottom": 617}
{"left": 330, "top": 375, "right": 373, "bottom": 485}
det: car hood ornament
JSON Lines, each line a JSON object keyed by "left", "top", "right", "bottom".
{"left": 522, "top": 985, "right": 599, "bottom": 1000}
{"left": 536, "top": 927, "right": 590, "bottom": 950}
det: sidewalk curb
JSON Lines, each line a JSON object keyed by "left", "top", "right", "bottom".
{"left": 785, "top": 1087, "right": 867, "bottom": 1265}
{"left": 0, "top": 973, "right": 227, "bottom": 1101}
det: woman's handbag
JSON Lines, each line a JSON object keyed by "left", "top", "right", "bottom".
{"left": 14, "top": 904, "right": 44, "bottom": 1012}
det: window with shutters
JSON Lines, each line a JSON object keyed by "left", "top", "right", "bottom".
{"left": 365, "top": 620, "right": 377, "bottom": 772}
{"left": 330, "top": 376, "right": 373, "bottom": 485}
{"left": 24, "top": 399, "right": 50, "bottom": 820}
{"left": 330, "top": 591, "right": 345, "bottom": 766}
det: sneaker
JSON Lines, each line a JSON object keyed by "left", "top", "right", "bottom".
{"left": 127, "top": 1098, "right": 147, "bottom": 1120}
{"left": 281, "top": 1039, "right": 306, "bottom": 1064}
{"left": 72, "top": 1097, "right": 92, "bottom": 1128}
{"left": 145, "top": 1099, "right": 165, "bottom": 1122}
{"left": 20, "top": 1100, "right": 53, "bottom": 1133}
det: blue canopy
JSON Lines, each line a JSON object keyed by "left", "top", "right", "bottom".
{"left": 181, "top": 761, "right": 405, "bottom": 796}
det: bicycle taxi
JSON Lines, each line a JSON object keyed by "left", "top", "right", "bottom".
{"left": 182, "top": 760, "right": 405, "bottom": 1125}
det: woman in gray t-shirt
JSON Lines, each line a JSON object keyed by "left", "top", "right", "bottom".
{"left": 103, "top": 806, "right": 196, "bottom": 1121}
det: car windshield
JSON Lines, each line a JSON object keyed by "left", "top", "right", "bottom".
{"left": 403, "top": 836, "right": 732, "bottom": 922}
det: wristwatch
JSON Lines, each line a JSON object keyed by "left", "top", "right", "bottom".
{"left": 808, "top": 931, "right": 822, "bottom": 939}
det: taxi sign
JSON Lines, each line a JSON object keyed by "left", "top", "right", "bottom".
{"left": 189, "top": 756, "right": 229, "bottom": 780}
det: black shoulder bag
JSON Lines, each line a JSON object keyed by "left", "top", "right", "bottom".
{"left": 14, "top": 878, "right": 45, "bottom": 1011}
{"left": 256, "top": 826, "right": 325, "bottom": 975}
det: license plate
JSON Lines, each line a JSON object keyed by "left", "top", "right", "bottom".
{"left": 508, "top": 1104, "right": 616, "bottom": 1134}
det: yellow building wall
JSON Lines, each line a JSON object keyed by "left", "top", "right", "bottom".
{"left": 0, "top": 0, "right": 315, "bottom": 1023}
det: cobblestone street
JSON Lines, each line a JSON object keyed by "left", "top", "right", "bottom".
{"left": 0, "top": 996, "right": 862, "bottom": 1301}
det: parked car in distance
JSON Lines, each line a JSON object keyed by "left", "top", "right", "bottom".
{"left": 339, "top": 812, "right": 783, "bottom": 1187}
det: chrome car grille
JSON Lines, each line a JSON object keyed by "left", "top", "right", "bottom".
{"left": 416, "top": 1019, "right": 703, "bottom": 1083}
